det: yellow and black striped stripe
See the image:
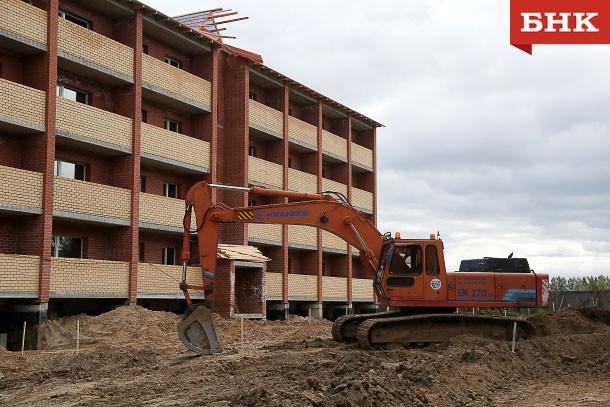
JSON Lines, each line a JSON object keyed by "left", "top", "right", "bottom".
{"left": 237, "top": 211, "right": 255, "bottom": 220}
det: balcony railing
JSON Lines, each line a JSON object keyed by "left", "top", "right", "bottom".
{"left": 138, "top": 263, "right": 202, "bottom": 297}
{"left": 140, "top": 193, "right": 196, "bottom": 231}
{"left": 56, "top": 98, "right": 132, "bottom": 150}
{"left": 287, "top": 168, "right": 317, "bottom": 194}
{"left": 288, "top": 225, "right": 317, "bottom": 248}
{"left": 322, "top": 276, "right": 348, "bottom": 300}
{"left": 142, "top": 54, "right": 211, "bottom": 110}
{"left": 249, "top": 224, "right": 282, "bottom": 243}
{"left": 58, "top": 19, "right": 133, "bottom": 80}
{"left": 352, "top": 278, "right": 374, "bottom": 301}
{"left": 0, "top": 0, "right": 47, "bottom": 46}
{"left": 50, "top": 258, "right": 129, "bottom": 297}
{"left": 141, "top": 123, "right": 210, "bottom": 171}
{"left": 0, "top": 254, "right": 39, "bottom": 295}
{"left": 351, "top": 142, "right": 373, "bottom": 169}
{"left": 248, "top": 156, "right": 283, "bottom": 188}
{"left": 288, "top": 273, "right": 317, "bottom": 299}
{"left": 249, "top": 99, "right": 283, "bottom": 137}
{"left": 0, "top": 78, "right": 46, "bottom": 131}
{"left": 322, "top": 230, "right": 346, "bottom": 251}
{"left": 53, "top": 177, "right": 131, "bottom": 223}
{"left": 322, "top": 130, "right": 347, "bottom": 161}
{"left": 288, "top": 116, "right": 316, "bottom": 148}
{"left": 0, "top": 165, "right": 43, "bottom": 213}
{"left": 266, "top": 272, "right": 282, "bottom": 298}
{"left": 322, "top": 178, "right": 347, "bottom": 197}
{"left": 351, "top": 187, "right": 373, "bottom": 212}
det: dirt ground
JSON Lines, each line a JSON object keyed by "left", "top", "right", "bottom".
{"left": 1, "top": 306, "right": 610, "bottom": 407}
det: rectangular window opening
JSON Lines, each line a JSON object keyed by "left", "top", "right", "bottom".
{"left": 165, "top": 56, "right": 182, "bottom": 68}
{"left": 164, "top": 119, "right": 180, "bottom": 133}
{"left": 162, "top": 247, "right": 176, "bottom": 265}
{"left": 59, "top": 9, "right": 91, "bottom": 29}
{"left": 54, "top": 159, "right": 86, "bottom": 180}
{"left": 51, "top": 236, "right": 84, "bottom": 258}
{"left": 248, "top": 91, "right": 257, "bottom": 101}
{"left": 163, "top": 182, "right": 179, "bottom": 198}
{"left": 57, "top": 84, "right": 89, "bottom": 104}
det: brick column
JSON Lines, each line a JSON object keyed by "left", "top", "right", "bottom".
{"left": 346, "top": 115, "right": 354, "bottom": 310}
{"left": 281, "top": 83, "right": 289, "bottom": 315}
{"left": 37, "top": 0, "right": 59, "bottom": 303}
{"left": 214, "top": 260, "right": 235, "bottom": 317}
{"left": 315, "top": 101, "right": 323, "bottom": 315}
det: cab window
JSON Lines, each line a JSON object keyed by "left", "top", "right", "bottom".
{"left": 426, "top": 245, "right": 440, "bottom": 275}
{"left": 389, "top": 244, "right": 422, "bottom": 276}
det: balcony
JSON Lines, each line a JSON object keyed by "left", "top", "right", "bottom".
{"left": 53, "top": 177, "right": 131, "bottom": 225}
{"left": 50, "top": 258, "right": 129, "bottom": 297}
{"left": 248, "top": 156, "right": 283, "bottom": 188}
{"left": 56, "top": 98, "right": 132, "bottom": 153}
{"left": 322, "top": 276, "right": 347, "bottom": 301}
{"left": 139, "top": 193, "right": 196, "bottom": 233}
{"left": 288, "top": 225, "right": 317, "bottom": 249}
{"left": 321, "top": 178, "right": 347, "bottom": 197}
{"left": 249, "top": 224, "right": 282, "bottom": 245}
{"left": 0, "top": 165, "right": 43, "bottom": 215}
{"left": 322, "top": 230, "right": 346, "bottom": 252}
{"left": 141, "top": 123, "right": 210, "bottom": 173}
{"left": 351, "top": 142, "right": 373, "bottom": 171}
{"left": 352, "top": 278, "right": 374, "bottom": 301}
{"left": 0, "top": 254, "right": 39, "bottom": 297}
{"left": 288, "top": 116, "right": 316, "bottom": 150}
{"left": 0, "top": 0, "right": 47, "bottom": 53}
{"left": 142, "top": 54, "right": 211, "bottom": 113}
{"left": 321, "top": 130, "right": 347, "bottom": 162}
{"left": 266, "top": 272, "right": 282, "bottom": 299}
{"left": 58, "top": 19, "right": 133, "bottom": 83}
{"left": 249, "top": 99, "right": 283, "bottom": 138}
{"left": 0, "top": 78, "right": 46, "bottom": 134}
{"left": 351, "top": 187, "right": 374, "bottom": 213}
{"left": 288, "top": 274, "right": 317, "bottom": 300}
{"left": 138, "top": 263, "right": 203, "bottom": 298}
{"left": 287, "top": 168, "right": 317, "bottom": 194}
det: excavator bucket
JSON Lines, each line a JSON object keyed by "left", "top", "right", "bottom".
{"left": 178, "top": 304, "right": 223, "bottom": 355}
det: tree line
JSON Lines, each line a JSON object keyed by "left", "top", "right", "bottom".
{"left": 550, "top": 275, "right": 610, "bottom": 291}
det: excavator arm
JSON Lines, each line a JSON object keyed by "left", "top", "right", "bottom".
{"left": 177, "top": 181, "right": 385, "bottom": 354}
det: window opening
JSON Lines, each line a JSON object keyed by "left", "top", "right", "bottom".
{"left": 140, "top": 176, "right": 146, "bottom": 192}
{"left": 59, "top": 9, "right": 91, "bottom": 29}
{"left": 142, "top": 44, "right": 149, "bottom": 54}
{"left": 51, "top": 236, "right": 84, "bottom": 258}
{"left": 57, "top": 84, "right": 89, "bottom": 104}
{"left": 164, "top": 119, "right": 180, "bottom": 133}
{"left": 248, "top": 145, "right": 257, "bottom": 157}
{"left": 248, "top": 91, "right": 257, "bottom": 101}
{"left": 165, "top": 56, "right": 182, "bottom": 68}
{"left": 163, "top": 182, "right": 179, "bottom": 198}
{"left": 139, "top": 243, "right": 145, "bottom": 262}
{"left": 141, "top": 110, "right": 148, "bottom": 123}
{"left": 425, "top": 245, "right": 440, "bottom": 275}
{"left": 248, "top": 199, "right": 257, "bottom": 207}
{"left": 54, "top": 159, "right": 86, "bottom": 180}
{"left": 162, "top": 247, "right": 176, "bottom": 265}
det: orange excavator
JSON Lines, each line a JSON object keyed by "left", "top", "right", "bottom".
{"left": 177, "top": 181, "right": 549, "bottom": 354}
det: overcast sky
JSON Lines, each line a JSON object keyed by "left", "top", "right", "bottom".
{"left": 145, "top": 0, "right": 610, "bottom": 278}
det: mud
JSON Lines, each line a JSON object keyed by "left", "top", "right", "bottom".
{"left": 1, "top": 306, "right": 609, "bottom": 406}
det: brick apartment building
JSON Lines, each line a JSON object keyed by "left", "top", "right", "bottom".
{"left": 0, "top": 0, "right": 381, "bottom": 349}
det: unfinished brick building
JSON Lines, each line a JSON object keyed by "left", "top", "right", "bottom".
{"left": 0, "top": 0, "right": 381, "bottom": 349}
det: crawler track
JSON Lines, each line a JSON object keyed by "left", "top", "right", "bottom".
{"left": 356, "top": 313, "right": 535, "bottom": 348}
{"left": 332, "top": 311, "right": 402, "bottom": 343}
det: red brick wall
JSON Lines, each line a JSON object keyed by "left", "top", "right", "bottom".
{"left": 140, "top": 167, "right": 198, "bottom": 199}
{"left": 0, "top": 135, "right": 24, "bottom": 169}
{"left": 235, "top": 267, "right": 264, "bottom": 314}
{"left": 323, "top": 253, "right": 348, "bottom": 278}
{"left": 142, "top": 35, "right": 191, "bottom": 72}
{"left": 141, "top": 101, "right": 192, "bottom": 136}
{"left": 0, "top": 216, "right": 18, "bottom": 254}
{"left": 289, "top": 251, "right": 318, "bottom": 276}
{"left": 56, "top": 72, "right": 114, "bottom": 111}
{"left": 138, "top": 232, "right": 183, "bottom": 264}
{"left": 0, "top": 51, "right": 24, "bottom": 82}
{"left": 352, "top": 258, "right": 371, "bottom": 279}
{"left": 51, "top": 222, "right": 130, "bottom": 261}
{"left": 59, "top": 0, "right": 114, "bottom": 39}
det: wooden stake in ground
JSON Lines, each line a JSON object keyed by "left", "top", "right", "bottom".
{"left": 76, "top": 319, "right": 80, "bottom": 355}
{"left": 21, "top": 321, "right": 26, "bottom": 356}
{"left": 511, "top": 322, "right": 517, "bottom": 353}
{"left": 240, "top": 317, "right": 244, "bottom": 353}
